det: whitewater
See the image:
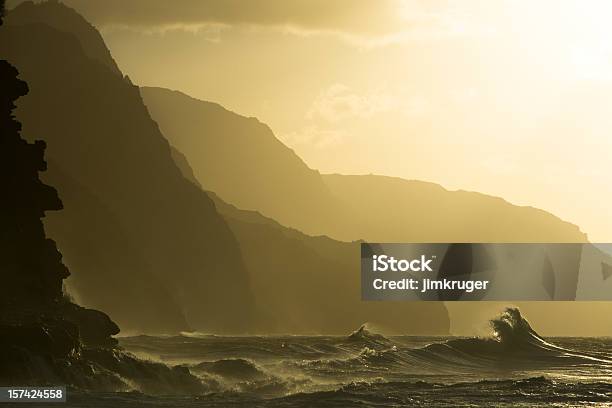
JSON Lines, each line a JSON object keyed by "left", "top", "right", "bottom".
{"left": 50, "top": 308, "right": 612, "bottom": 407}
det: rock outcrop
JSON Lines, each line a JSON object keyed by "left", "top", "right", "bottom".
{"left": 0, "top": 0, "right": 118, "bottom": 383}
{"left": 1, "top": 1, "right": 255, "bottom": 334}
{"left": 0, "top": 2, "right": 211, "bottom": 391}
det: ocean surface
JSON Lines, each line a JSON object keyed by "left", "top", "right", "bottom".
{"left": 56, "top": 310, "right": 612, "bottom": 407}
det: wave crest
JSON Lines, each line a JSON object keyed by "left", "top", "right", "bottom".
{"left": 490, "top": 307, "right": 545, "bottom": 347}
{"left": 419, "top": 308, "right": 608, "bottom": 367}
{"left": 347, "top": 324, "right": 391, "bottom": 346}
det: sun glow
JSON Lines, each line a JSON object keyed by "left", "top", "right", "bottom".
{"left": 496, "top": 0, "right": 612, "bottom": 82}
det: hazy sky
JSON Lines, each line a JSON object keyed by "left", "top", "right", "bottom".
{"left": 17, "top": 0, "right": 612, "bottom": 241}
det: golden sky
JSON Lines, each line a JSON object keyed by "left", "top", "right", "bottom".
{"left": 17, "top": 0, "right": 612, "bottom": 241}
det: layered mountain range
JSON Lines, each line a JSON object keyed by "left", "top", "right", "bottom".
{"left": 1, "top": 1, "right": 589, "bottom": 339}
{"left": 142, "top": 86, "right": 586, "bottom": 244}
{"left": 142, "top": 86, "right": 592, "bottom": 335}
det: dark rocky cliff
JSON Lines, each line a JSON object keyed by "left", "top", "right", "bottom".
{"left": 141, "top": 86, "right": 346, "bottom": 238}
{"left": 0, "top": 0, "right": 119, "bottom": 383}
{"left": 1, "top": 1, "right": 255, "bottom": 333}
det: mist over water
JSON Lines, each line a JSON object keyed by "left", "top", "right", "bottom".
{"left": 58, "top": 308, "right": 612, "bottom": 407}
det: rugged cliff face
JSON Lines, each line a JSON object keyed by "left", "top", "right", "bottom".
{"left": 140, "top": 86, "right": 346, "bottom": 238}
{"left": 170, "top": 151, "right": 450, "bottom": 334}
{"left": 210, "top": 193, "right": 451, "bottom": 334}
{"left": 42, "top": 161, "right": 190, "bottom": 333}
{"left": 1, "top": 1, "right": 255, "bottom": 334}
{"left": 0, "top": 1, "right": 247, "bottom": 389}
{"left": 0, "top": 0, "right": 119, "bottom": 384}
{"left": 0, "top": 60, "right": 66, "bottom": 309}
{"left": 142, "top": 87, "right": 586, "bottom": 244}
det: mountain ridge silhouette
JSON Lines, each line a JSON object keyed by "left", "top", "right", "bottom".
{"left": 141, "top": 87, "right": 586, "bottom": 244}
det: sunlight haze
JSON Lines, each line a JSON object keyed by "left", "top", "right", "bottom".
{"left": 15, "top": 0, "right": 606, "bottom": 241}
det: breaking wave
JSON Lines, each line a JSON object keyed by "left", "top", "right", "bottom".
{"left": 347, "top": 324, "right": 392, "bottom": 346}
{"left": 416, "top": 308, "right": 609, "bottom": 369}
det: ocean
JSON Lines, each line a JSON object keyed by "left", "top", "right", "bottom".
{"left": 48, "top": 309, "right": 612, "bottom": 407}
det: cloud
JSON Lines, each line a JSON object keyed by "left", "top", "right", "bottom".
{"left": 305, "top": 83, "right": 432, "bottom": 121}
{"left": 306, "top": 84, "right": 398, "bottom": 123}
{"left": 283, "top": 125, "right": 346, "bottom": 149}
{"left": 291, "top": 83, "right": 432, "bottom": 148}
{"left": 281, "top": 85, "right": 391, "bottom": 150}
{"left": 9, "top": 0, "right": 404, "bottom": 35}
{"left": 7, "top": 0, "right": 484, "bottom": 45}
{"left": 6, "top": 0, "right": 495, "bottom": 50}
